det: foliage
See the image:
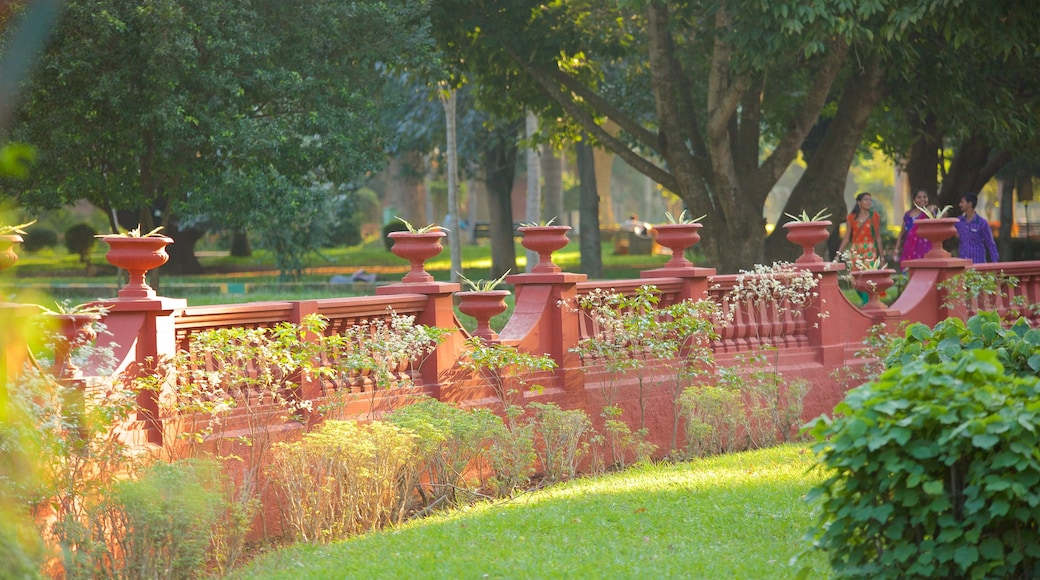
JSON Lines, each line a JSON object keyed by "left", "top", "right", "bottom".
{"left": 62, "top": 459, "right": 228, "bottom": 580}
{"left": 679, "top": 385, "right": 744, "bottom": 457}
{"left": 486, "top": 406, "right": 537, "bottom": 497}
{"left": 385, "top": 397, "right": 501, "bottom": 508}
{"left": 395, "top": 216, "right": 447, "bottom": 234}
{"left": 0, "top": 218, "right": 35, "bottom": 236}
{"left": 784, "top": 208, "right": 832, "bottom": 223}
{"left": 526, "top": 402, "right": 592, "bottom": 483}
{"left": 63, "top": 223, "right": 96, "bottom": 264}
{"left": 518, "top": 217, "right": 557, "bottom": 227}
{"left": 915, "top": 204, "right": 952, "bottom": 219}
{"left": 136, "top": 316, "right": 325, "bottom": 569}
{"left": 570, "top": 285, "right": 674, "bottom": 430}
{"left": 427, "top": 0, "right": 973, "bottom": 272}
{"left": 457, "top": 337, "right": 556, "bottom": 410}
{"left": 266, "top": 420, "right": 423, "bottom": 544}
{"left": 97, "top": 224, "right": 165, "bottom": 238}
{"left": 884, "top": 311, "right": 1040, "bottom": 378}
{"left": 20, "top": 226, "right": 56, "bottom": 251}
{"left": 936, "top": 269, "right": 1021, "bottom": 312}
{"left": 458, "top": 270, "right": 510, "bottom": 292}
{"left": 680, "top": 348, "right": 810, "bottom": 457}
{"left": 382, "top": 220, "right": 410, "bottom": 250}
{"left": 316, "top": 310, "right": 451, "bottom": 419}
{"left": 663, "top": 210, "right": 706, "bottom": 225}
{"left": 4, "top": 0, "right": 434, "bottom": 268}
{"left": 656, "top": 297, "right": 723, "bottom": 454}
{"left": 597, "top": 405, "right": 656, "bottom": 470}
{"left": 805, "top": 350, "right": 1040, "bottom": 578}
{"left": 0, "top": 317, "right": 142, "bottom": 579}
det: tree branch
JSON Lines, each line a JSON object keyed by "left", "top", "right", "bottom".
{"left": 706, "top": 8, "right": 750, "bottom": 143}
{"left": 540, "top": 65, "right": 660, "bottom": 153}
{"left": 754, "top": 40, "right": 849, "bottom": 195}
{"left": 508, "top": 50, "right": 679, "bottom": 192}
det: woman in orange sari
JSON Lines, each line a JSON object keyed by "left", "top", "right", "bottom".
{"left": 837, "top": 192, "right": 884, "bottom": 270}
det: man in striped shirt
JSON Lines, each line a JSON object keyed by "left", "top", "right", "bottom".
{"left": 955, "top": 193, "right": 999, "bottom": 263}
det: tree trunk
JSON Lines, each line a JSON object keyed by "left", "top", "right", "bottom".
{"left": 484, "top": 124, "right": 520, "bottom": 279}
{"left": 937, "top": 135, "right": 1010, "bottom": 211}
{"left": 577, "top": 141, "right": 603, "bottom": 278}
{"left": 542, "top": 149, "right": 564, "bottom": 223}
{"left": 524, "top": 112, "right": 541, "bottom": 271}
{"left": 998, "top": 177, "right": 1015, "bottom": 260}
{"left": 443, "top": 88, "right": 462, "bottom": 281}
{"left": 229, "top": 229, "right": 251, "bottom": 257}
{"left": 765, "top": 55, "right": 885, "bottom": 263}
{"left": 386, "top": 151, "right": 427, "bottom": 226}
{"left": 162, "top": 225, "right": 204, "bottom": 275}
{"left": 904, "top": 113, "right": 941, "bottom": 200}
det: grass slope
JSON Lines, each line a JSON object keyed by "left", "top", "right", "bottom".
{"left": 233, "top": 445, "right": 827, "bottom": 579}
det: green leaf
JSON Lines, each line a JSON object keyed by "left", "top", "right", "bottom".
{"left": 971, "top": 433, "right": 1000, "bottom": 449}
{"left": 923, "top": 480, "right": 944, "bottom": 495}
{"left": 953, "top": 545, "right": 979, "bottom": 569}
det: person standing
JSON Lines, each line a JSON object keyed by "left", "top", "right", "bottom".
{"left": 837, "top": 192, "right": 884, "bottom": 270}
{"left": 955, "top": 193, "right": 999, "bottom": 263}
{"left": 895, "top": 189, "right": 934, "bottom": 267}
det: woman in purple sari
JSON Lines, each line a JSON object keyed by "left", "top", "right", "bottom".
{"left": 896, "top": 189, "right": 933, "bottom": 266}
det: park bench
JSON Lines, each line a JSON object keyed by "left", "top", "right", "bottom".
{"left": 471, "top": 221, "right": 522, "bottom": 243}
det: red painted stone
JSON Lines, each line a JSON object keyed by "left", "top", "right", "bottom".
{"left": 783, "top": 221, "right": 832, "bottom": 264}
{"left": 652, "top": 223, "right": 702, "bottom": 269}
{"left": 851, "top": 269, "right": 895, "bottom": 311}
{"left": 388, "top": 231, "right": 446, "bottom": 283}
{"left": 457, "top": 290, "right": 509, "bottom": 341}
{"left": 0, "top": 234, "right": 23, "bottom": 272}
{"left": 519, "top": 225, "right": 571, "bottom": 273}
{"left": 102, "top": 235, "right": 173, "bottom": 299}
{"left": 914, "top": 218, "right": 958, "bottom": 259}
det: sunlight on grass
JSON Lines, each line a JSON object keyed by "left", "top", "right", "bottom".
{"left": 232, "top": 445, "right": 827, "bottom": 579}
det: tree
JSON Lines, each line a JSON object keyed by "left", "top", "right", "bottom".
{"left": 429, "top": 0, "right": 1024, "bottom": 272}
{"left": 870, "top": 1, "right": 1040, "bottom": 212}
{"left": 2, "top": 0, "right": 433, "bottom": 275}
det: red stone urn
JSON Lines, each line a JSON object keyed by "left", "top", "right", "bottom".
{"left": 783, "top": 221, "right": 832, "bottom": 264}
{"left": 913, "top": 218, "right": 958, "bottom": 259}
{"left": 457, "top": 290, "right": 510, "bottom": 341}
{"left": 388, "top": 230, "right": 447, "bottom": 283}
{"left": 518, "top": 225, "right": 571, "bottom": 274}
{"left": 652, "top": 223, "right": 702, "bottom": 269}
{"left": 50, "top": 312, "right": 102, "bottom": 380}
{"left": 851, "top": 269, "right": 895, "bottom": 311}
{"left": 102, "top": 235, "right": 173, "bottom": 299}
{"left": 0, "top": 234, "right": 23, "bottom": 272}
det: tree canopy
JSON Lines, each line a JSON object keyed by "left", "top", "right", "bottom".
{"left": 429, "top": 0, "right": 1039, "bottom": 271}
{"left": 2, "top": 0, "right": 433, "bottom": 274}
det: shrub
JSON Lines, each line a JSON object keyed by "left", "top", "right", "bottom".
{"left": 22, "top": 227, "right": 57, "bottom": 251}
{"left": 64, "top": 223, "right": 97, "bottom": 263}
{"left": 678, "top": 384, "right": 743, "bottom": 457}
{"left": 382, "top": 220, "right": 409, "bottom": 251}
{"left": 527, "top": 402, "right": 592, "bottom": 483}
{"left": 267, "top": 420, "right": 422, "bottom": 544}
{"left": 386, "top": 398, "right": 500, "bottom": 507}
{"left": 486, "top": 406, "right": 536, "bottom": 496}
{"left": 62, "top": 459, "right": 228, "bottom": 580}
{"left": 885, "top": 311, "right": 1040, "bottom": 378}
{"left": 805, "top": 350, "right": 1040, "bottom": 578}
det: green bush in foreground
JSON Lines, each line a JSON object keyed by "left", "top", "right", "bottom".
{"left": 805, "top": 349, "right": 1040, "bottom": 578}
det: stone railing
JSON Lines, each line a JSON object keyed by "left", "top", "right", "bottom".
{"left": 3, "top": 224, "right": 1039, "bottom": 451}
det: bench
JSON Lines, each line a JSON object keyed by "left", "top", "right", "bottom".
{"left": 471, "top": 222, "right": 522, "bottom": 243}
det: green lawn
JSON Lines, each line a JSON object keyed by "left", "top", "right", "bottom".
{"left": 231, "top": 445, "right": 828, "bottom": 579}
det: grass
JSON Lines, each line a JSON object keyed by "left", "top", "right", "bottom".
{"left": 230, "top": 444, "right": 828, "bottom": 579}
